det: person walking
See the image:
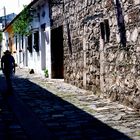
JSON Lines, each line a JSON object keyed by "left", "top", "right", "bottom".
{"left": 1, "top": 50, "right": 15, "bottom": 94}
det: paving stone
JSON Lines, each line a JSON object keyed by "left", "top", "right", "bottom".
{"left": 0, "top": 74, "right": 32, "bottom": 140}
{"left": 0, "top": 94, "right": 29, "bottom": 140}
{"left": 10, "top": 68, "right": 140, "bottom": 140}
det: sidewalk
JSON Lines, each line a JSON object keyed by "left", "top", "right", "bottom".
{"left": 9, "top": 68, "right": 140, "bottom": 140}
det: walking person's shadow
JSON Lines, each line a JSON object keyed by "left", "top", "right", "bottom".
{"left": 0, "top": 72, "right": 13, "bottom": 99}
{"left": 10, "top": 74, "right": 135, "bottom": 140}
{"left": 5, "top": 76, "right": 13, "bottom": 96}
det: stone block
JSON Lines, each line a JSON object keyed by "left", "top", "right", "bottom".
{"left": 134, "top": 0, "right": 140, "bottom": 5}
{"left": 131, "top": 28, "right": 138, "bottom": 42}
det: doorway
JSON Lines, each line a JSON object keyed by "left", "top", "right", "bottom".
{"left": 51, "top": 26, "right": 64, "bottom": 79}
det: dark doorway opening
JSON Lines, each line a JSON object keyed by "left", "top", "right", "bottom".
{"left": 51, "top": 26, "right": 64, "bottom": 79}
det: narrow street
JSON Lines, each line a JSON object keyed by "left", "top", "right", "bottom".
{"left": 0, "top": 0, "right": 139, "bottom": 140}
{"left": 0, "top": 68, "right": 140, "bottom": 140}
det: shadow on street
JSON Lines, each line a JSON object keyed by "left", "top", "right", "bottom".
{"left": 0, "top": 73, "right": 133, "bottom": 140}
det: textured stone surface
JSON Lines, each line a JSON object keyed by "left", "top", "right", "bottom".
{"left": 12, "top": 68, "right": 140, "bottom": 140}
{"left": 51, "top": 0, "right": 140, "bottom": 109}
{"left": 0, "top": 89, "right": 29, "bottom": 140}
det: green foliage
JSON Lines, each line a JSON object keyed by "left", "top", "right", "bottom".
{"left": 0, "top": 31, "right": 2, "bottom": 43}
{"left": 13, "top": 5, "right": 32, "bottom": 35}
{"left": 44, "top": 69, "right": 49, "bottom": 78}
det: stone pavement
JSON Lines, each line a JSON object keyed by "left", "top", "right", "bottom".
{"left": 6, "top": 68, "right": 140, "bottom": 139}
{"left": 2, "top": 69, "right": 140, "bottom": 140}
{"left": 0, "top": 73, "right": 29, "bottom": 140}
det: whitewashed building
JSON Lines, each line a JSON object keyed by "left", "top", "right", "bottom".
{"left": 3, "top": 0, "right": 52, "bottom": 78}
{"left": 3, "top": 0, "right": 64, "bottom": 79}
{"left": 25, "top": 0, "right": 51, "bottom": 77}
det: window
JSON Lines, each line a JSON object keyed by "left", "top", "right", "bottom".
{"left": 27, "top": 34, "right": 32, "bottom": 53}
{"left": 100, "top": 19, "right": 110, "bottom": 43}
{"left": 33, "top": 31, "right": 39, "bottom": 52}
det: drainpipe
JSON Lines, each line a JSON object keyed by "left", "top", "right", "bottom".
{"left": 99, "top": 36, "right": 105, "bottom": 94}
{"left": 99, "top": 20, "right": 105, "bottom": 94}
{"left": 83, "top": 25, "right": 87, "bottom": 89}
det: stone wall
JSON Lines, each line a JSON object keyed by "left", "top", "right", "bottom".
{"left": 51, "top": 0, "right": 140, "bottom": 110}
{"left": 103, "top": 0, "right": 140, "bottom": 109}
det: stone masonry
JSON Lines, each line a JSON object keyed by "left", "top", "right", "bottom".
{"left": 51, "top": 0, "right": 140, "bottom": 110}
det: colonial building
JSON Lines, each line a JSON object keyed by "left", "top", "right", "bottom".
{"left": 25, "top": 0, "right": 51, "bottom": 76}
{"left": 3, "top": 0, "right": 52, "bottom": 77}
{"left": 51, "top": 0, "right": 140, "bottom": 109}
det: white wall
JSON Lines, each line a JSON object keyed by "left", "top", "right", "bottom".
{"left": 2, "top": 32, "right": 8, "bottom": 53}
{"left": 27, "top": 0, "right": 51, "bottom": 77}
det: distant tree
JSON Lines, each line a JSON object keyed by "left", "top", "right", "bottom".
{"left": 13, "top": 5, "right": 32, "bottom": 36}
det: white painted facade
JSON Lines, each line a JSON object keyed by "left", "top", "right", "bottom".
{"left": 2, "top": 0, "right": 51, "bottom": 78}
{"left": 14, "top": 0, "right": 51, "bottom": 77}
{"left": 2, "top": 32, "right": 9, "bottom": 51}
{"left": 26, "top": 0, "right": 51, "bottom": 77}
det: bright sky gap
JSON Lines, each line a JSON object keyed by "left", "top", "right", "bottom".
{"left": 0, "top": 0, "right": 32, "bottom": 16}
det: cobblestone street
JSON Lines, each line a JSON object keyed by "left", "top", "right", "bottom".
{"left": 9, "top": 68, "right": 140, "bottom": 140}
{"left": 0, "top": 73, "right": 29, "bottom": 140}
{"left": 1, "top": 69, "right": 140, "bottom": 140}
{"left": 0, "top": 0, "right": 140, "bottom": 139}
